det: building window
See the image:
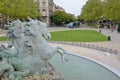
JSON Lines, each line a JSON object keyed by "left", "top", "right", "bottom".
{"left": 42, "top": 11, "right": 46, "bottom": 16}
{"left": 42, "top": 2, "right": 46, "bottom": 7}
{"left": 42, "top": 9, "right": 46, "bottom": 11}
{"left": 42, "top": 0, "right": 46, "bottom": 2}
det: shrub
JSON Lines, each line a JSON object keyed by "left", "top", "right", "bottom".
{"left": 117, "top": 24, "right": 120, "bottom": 33}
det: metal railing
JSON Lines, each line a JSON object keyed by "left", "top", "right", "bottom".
{"left": 50, "top": 41, "right": 119, "bottom": 55}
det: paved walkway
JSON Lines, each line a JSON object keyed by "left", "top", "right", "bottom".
{"left": 0, "top": 29, "right": 6, "bottom": 36}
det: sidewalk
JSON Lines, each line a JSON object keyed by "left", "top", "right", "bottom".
{"left": 0, "top": 29, "right": 7, "bottom": 36}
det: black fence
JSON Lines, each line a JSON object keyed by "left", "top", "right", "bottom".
{"left": 50, "top": 41, "right": 119, "bottom": 55}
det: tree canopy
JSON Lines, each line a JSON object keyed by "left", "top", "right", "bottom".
{"left": 103, "top": 0, "right": 120, "bottom": 21}
{"left": 79, "top": 0, "right": 120, "bottom": 22}
{"left": 0, "top": 0, "right": 40, "bottom": 19}
{"left": 66, "top": 13, "right": 76, "bottom": 23}
{"left": 51, "top": 11, "right": 75, "bottom": 25}
{"left": 79, "top": 0, "right": 103, "bottom": 21}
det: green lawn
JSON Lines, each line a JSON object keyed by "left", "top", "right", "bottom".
{"left": 0, "top": 36, "right": 9, "bottom": 41}
{"left": 0, "top": 30, "right": 108, "bottom": 42}
{"left": 50, "top": 30, "right": 108, "bottom": 42}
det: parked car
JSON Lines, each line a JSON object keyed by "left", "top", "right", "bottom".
{"left": 68, "top": 22, "right": 80, "bottom": 28}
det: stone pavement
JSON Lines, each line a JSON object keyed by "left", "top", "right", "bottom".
{"left": 0, "top": 29, "right": 6, "bottom": 36}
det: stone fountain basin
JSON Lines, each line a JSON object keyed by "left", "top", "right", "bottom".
{"left": 50, "top": 53, "right": 120, "bottom": 80}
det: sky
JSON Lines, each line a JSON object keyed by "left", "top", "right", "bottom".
{"left": 53, "top": 0, "right": 88, "bottom": 16}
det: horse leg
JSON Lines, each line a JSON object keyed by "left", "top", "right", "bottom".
{"left": 53, "top": 46, "right": 69, "bottom": 62}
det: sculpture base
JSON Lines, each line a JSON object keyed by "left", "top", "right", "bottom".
{"left": 1, "top": 71, "right": 64, "bottom": 80}
{"left": 23, "top": 71, "right": 64, "bottom": 80}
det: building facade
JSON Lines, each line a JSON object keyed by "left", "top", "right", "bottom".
{"left": 55, "top": 6, "right": 65, "bottom": 11}
{"left": 34, "top": 0, "right": 55, "bottom": 26}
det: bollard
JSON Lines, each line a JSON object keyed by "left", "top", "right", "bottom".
{"left": 109, "top": 49, "right": 112, "bottom": 53}
{"left": 96, "top": 46, "right": 99, "bottom": 50}
{"left": 105, "top": 48, "right": 108, "bottom": 52}
{"left": 108, "top": 36, "right": 111, "bottom": 41}
{"left": 88, "top": 44, "right": 90, "bottom": 48}
{"left": 99, "top": 30, "right": 101, "bottom": 33}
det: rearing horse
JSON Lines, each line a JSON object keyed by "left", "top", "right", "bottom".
{"left": 26, "top": 18, "right": 68, "bottom": 62}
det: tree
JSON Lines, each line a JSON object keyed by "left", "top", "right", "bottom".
{"left": 0, "top": 0, "right": 40, "bottom": 19}
{"left": 51, "top": 11, "right": 75, "bottom": 25}
{"left": 117, "top": 24, "right": 120, "bottom": 33}
{"left": 51, "top": 11, "right": 66, "bottom": 25}
{"left": 103, "top": 0, "right": 120, "bottom": 21}
{"left": 77, "top": 15, "right": 84, "bottom": 21}
{"left": 65, "top": 14, "right": 75, "bottom": 23}
{"left": 79, "top": 0, "right": 103, "bottom": 21}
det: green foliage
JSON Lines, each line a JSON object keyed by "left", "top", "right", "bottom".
{"left": 117, "top": 24, "right": 120, "bottom": 33}
{"left": 51, "top": 11, "right": 66, "bottom": 25}
{"left": 0, "top": 0, "right": 40, "bottom": 19}
{"left": 65, "top": 14, "right": 76, "bottom": 23}
{"left": 103, "top": 0, "right": 120, "bottom": 21}
{"left": 79, "top": 0, "right": 120, "bottom": 22}
{"left": 51, "top": 11, "right": 75, "bottom": 25}
{"left": 50, "top": 30, "right": 107, "bottom": 42}
{"left": 79, "top": 0, "right": 103, "bottom": 21}
{"left": 77, "top": 15, "right": 84, "bottom": 21}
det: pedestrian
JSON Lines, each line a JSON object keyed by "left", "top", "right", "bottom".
{"left": 111, "top": 27, "right": 114, "bottom": 32}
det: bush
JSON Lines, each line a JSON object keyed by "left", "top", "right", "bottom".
{"left": 117, "top": 24, "right": 120, "bottom": 33}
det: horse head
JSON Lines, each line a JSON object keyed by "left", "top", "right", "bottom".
{"left": 36, "top": 20, "right": 51, "bottom": 40}
{"left": 7, "top": 19, "right": 23, "bottom": 39}
{"left": 26, "top": 18, "right": 51, "bottom": 40}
